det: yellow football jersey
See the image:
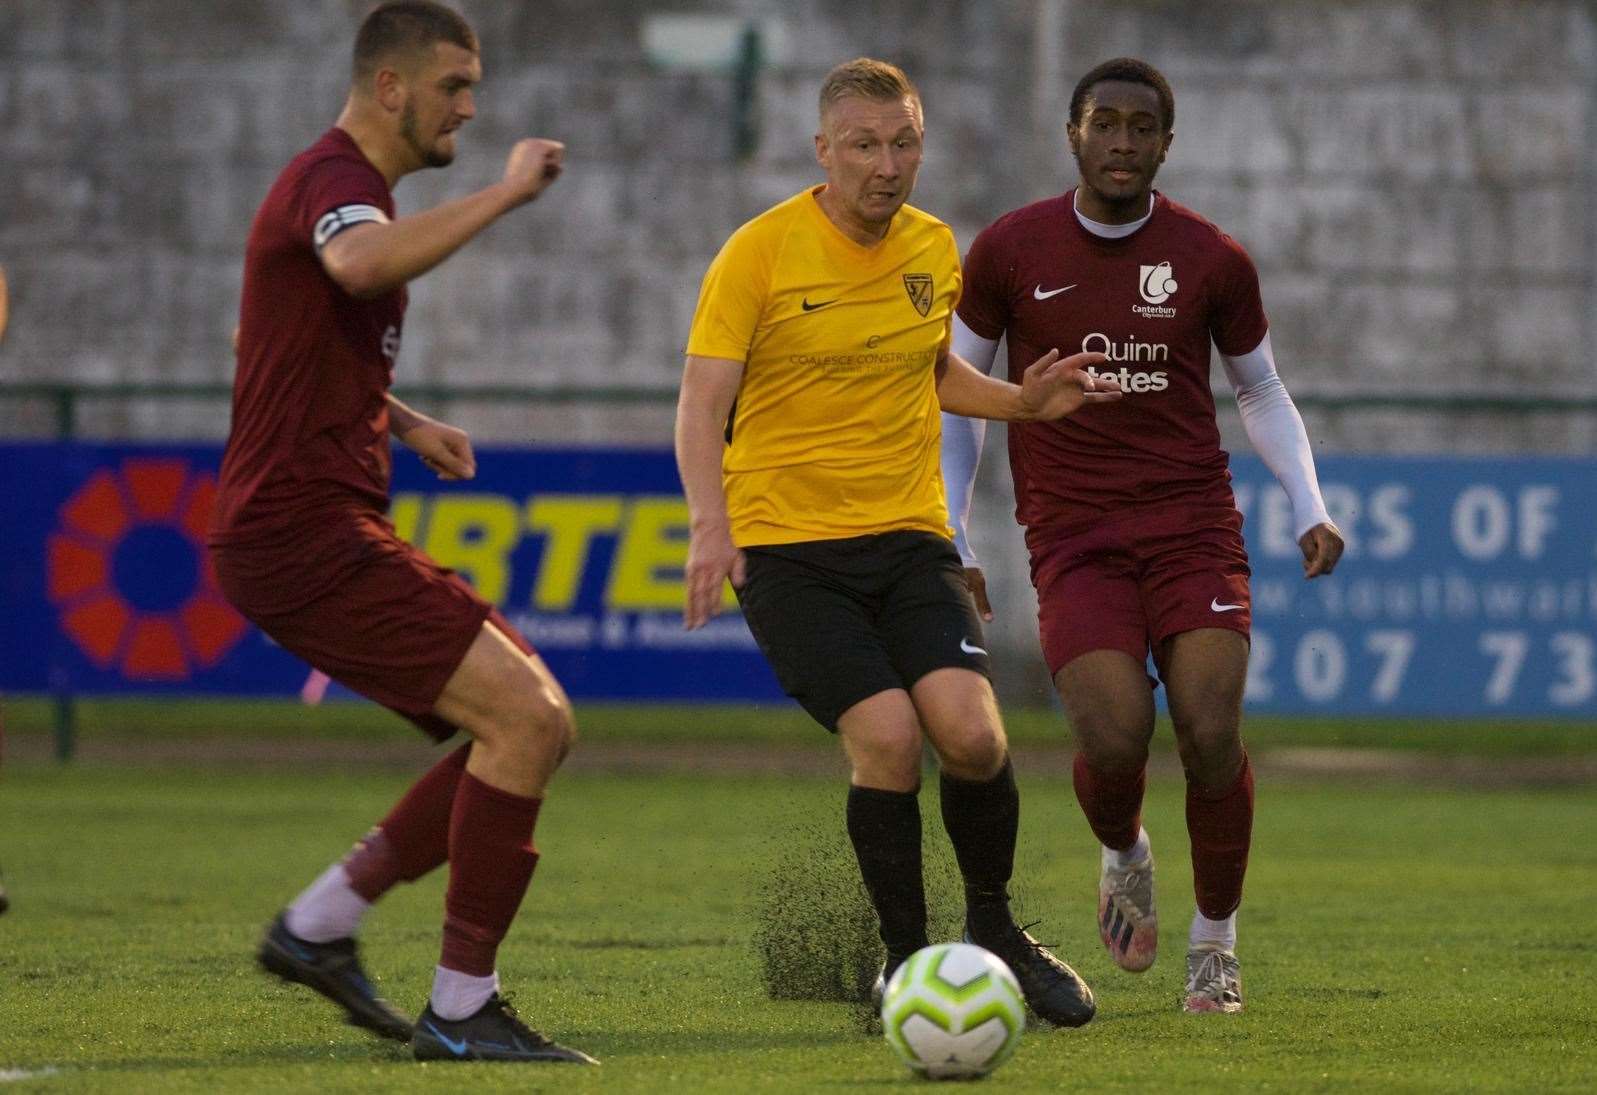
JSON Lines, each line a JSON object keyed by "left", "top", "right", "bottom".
{"left": 686, "top": 186, "right": 961, "bottom": 547}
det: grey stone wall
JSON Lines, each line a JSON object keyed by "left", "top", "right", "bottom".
{"left": 3, "top": 0, "right": 1592, "bottom": 699}
{"left": 2, "top": 0, "right": 1592, "bottom": 445}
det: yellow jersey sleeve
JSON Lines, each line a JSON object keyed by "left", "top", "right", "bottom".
{"left": 686, "top": 220, "right": 778, "bottom": 362}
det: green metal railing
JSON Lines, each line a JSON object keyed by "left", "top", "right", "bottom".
{"left": 3, "top": 381, "right": 1595, "bottom": 442}
{"left": 0, "top": 382, "right": 684, "bottom": 441}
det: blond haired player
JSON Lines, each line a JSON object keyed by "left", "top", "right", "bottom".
{"left": 676, "top": 58, "right": 1120, "bottom": 1027}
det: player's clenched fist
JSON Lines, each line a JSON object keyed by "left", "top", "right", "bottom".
{"left": 1298, "top": 521, "right": 1344, "bottom": 579}
{"left": 504, "top": 138, "right": 565, "bottom": 203}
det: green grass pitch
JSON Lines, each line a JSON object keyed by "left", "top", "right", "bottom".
{"left": 6, "top": 697, "right": 1597, "bottom": 757}
{"left": 2, "top": 711, "right": 1595, "bottom": 1091}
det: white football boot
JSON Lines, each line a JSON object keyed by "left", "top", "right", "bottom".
{"left": 1098, "top": 843, "right": 1157, "bottom": 972}
{"left": 1183, "top": 944, "right": 1243, "bottom": 1013}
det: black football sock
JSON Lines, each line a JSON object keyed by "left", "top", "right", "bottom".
{"left": 939, "top": 755, "right": 1020, "bottom": 938}
{"left": 846, "top": 785, "right": 929, "bottom": 961}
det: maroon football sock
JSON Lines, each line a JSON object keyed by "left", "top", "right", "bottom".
{"left": 1071, "top": 753, "right": 1146, "bottom": 852}
{"left": 440, "top": 771, "right": 542, "bottom": 976}
{"left": 1187, "top": 752, "right": 1255, "bottom": 919}
{"left": 342, "top": 743, "right": 470, "bottom": 902}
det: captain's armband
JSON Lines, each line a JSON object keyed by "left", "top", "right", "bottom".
{"left": 312, "top": 204, "right": 390, "bottom": 251}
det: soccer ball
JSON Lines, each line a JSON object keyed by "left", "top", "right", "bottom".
{"left": 880, "top": 942, "right": 1025, "bottom": 1080}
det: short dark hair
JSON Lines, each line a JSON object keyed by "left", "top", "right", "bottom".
{"left": 1069, "top": 58, "right": 1174, "bottom": 132}
{"left": 352, "top": 1, "right": 477, "bottom": 83}
{"left": 818, "top": 58, "right": 921, "bottom": 125}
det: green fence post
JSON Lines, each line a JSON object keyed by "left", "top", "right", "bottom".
{"left": 53, "top": 386, "right": 75, "bottom": 440}
{"left": 50, "top": 384, "right": 77, "bottom": 760}
{"left": 53, "top": 692, "right": 76, "bottom": 762}
{"left": 731, "top": 22, "right": 762, "bottom": 161}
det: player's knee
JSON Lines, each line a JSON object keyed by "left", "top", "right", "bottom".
{"left": 934, "top": 726, "right": 1007, "bottom": 781}
{"left": 1175, "top": 727, "right": 1242, "bottom": 792}
{"left": 526, "top": 685, "right": 576, "bottom": 758}
{"left": 1173, "top": 712, "right": 1237, "bottom": 755}
{"left": 847, "top": 724, "right": 923, "bottom": 789}
{"left": 851, "top": 757, "right": 920, "bottom": 792}
{"left": 482, "top": 682, "right": 574, "bottom": 762}
{"left": 1071, "top": 712, "right": 1150, "bottom": 774}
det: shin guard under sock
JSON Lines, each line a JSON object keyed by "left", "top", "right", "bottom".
{"left": 1071, "top": 752, "right": 1146, "bottom": 854}
{"left": 1186, "top": 752, "right": 1255, "bottom": 919}
{"left": 846, "top": 785, "right": 929, "bottom": 960}
{"left": 344, "top": 743, "right": 472, "bottom": 901}
{"left": 939, "top": 757, "right": 1020, "bottom": 935}
{"left": 440, "top": 771, "right": 542, "bottom": 976}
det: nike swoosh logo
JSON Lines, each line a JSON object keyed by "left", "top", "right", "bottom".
{"left": 801, "top": 297, "right": 838, "bottom": 311}
{"left": 1210, "top": 599, "right": 1245, "bottom": 613}
{"left": 960, "top": 638, "right": 987, "bottom": 655}
{"left": 424, "top": 1021, "right": 470, "bottom": 1057}
{"left": 1033, "top": 283, "right": 1077, "bottom": 300}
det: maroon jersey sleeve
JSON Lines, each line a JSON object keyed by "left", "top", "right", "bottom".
{"left": 956, "top": 223, "right": 1012, "bottom": 341}
{"left": 1208, "top": 234, "right": 1269, "bottom": 357}
{"left": 296, "top": 159, "right": 392, "bottom": 254}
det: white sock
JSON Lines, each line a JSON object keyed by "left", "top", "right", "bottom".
{"left": 285, "top": 864, "right": 370, "bottom": 943}
{"left": 1189, "top": 908, "right": 1237, "bottom": 952}
{"left": 431, "top": 966, "right": 499, "bottom": 1021}
{"left": 1102, "top": 827, "right": 1151, "bottom": 871}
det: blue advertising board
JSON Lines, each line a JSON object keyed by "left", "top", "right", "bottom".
{"left": 0, "top": 442, "right": 780, "bottom": 703}
{"left": 1231, "top": 455, "right": 1595, "bottom": 716}
{"left": 1, "top": 443, "right": 1592, "bottom": 716}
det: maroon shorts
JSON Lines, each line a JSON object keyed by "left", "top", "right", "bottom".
{"left": 1028, "top": 502, "right": 1251, "bottom": 678}
{"left": 211, "top": 509, "right": 533, "bottom": 742}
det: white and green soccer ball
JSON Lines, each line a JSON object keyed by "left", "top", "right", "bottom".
{"left": 880, "top": 942, "right": 1026, "bottom": 1080}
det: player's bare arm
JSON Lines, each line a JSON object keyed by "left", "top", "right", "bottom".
{"left": 387, "top": 393, "right": 475, "bottom": 480}
{"left": 0, "top": 263, "right": 9, "bottom": 345}
{"left": 936, "top": 346, "right": 1118, "bottom": 421}
{"left": 940, "top": 341, "right": 1115, "bottom": 621}
{"left": 321, "top": 138, "right": 564, "bottom": 299}
{"left": 675, "top": 354, "right": 748, "bottom": 629}
{"left": 1299, "top": 522, "right": 1344, "bottom": 578}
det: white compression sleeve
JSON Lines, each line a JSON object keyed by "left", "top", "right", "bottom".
{"left": 941, "top": 316, "right": 1000, "bottom": 566}
{"left": 1220, "top": 332, "right": 1332, "bottom": 540}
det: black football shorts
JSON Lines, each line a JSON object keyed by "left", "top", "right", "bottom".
{"left": 735, "top": 530, "right": 991, "bottom": 732}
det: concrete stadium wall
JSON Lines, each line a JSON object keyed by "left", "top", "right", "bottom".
{"left": 2, "top": 0, "right": 1593, "bottom": 699}
{"left": 2, "top": 0, "right": 1592, "bottom": 440}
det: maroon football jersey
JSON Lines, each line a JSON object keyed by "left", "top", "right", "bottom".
{"left": 959, "top": 190, "right": 1267, "bottom": 545}
{"left": 212, "top": 128, "right": 407, "bottom": 544}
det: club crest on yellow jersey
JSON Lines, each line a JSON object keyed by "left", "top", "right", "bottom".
{"left": 903, "top": 273, "right": 933, "bottom": 316}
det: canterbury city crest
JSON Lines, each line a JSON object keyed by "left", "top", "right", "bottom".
{"left": 903, "top": 273, "right": 933, "bottom": 317}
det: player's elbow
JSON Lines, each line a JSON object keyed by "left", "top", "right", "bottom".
{"left": 320, "top": 235, "right": 391, "bottom": 299}
{"left": 325, "top": 256, "right": 390, "bottom": 299}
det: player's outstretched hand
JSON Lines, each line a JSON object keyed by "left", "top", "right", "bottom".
{"left": 401, "top": 420, "right": 476, "bottom": 480}
{"left": 1019, "top": 349, "right": 1119, "bottom": 420}
{"left": 964, "top": 566, "right": 993, "bottom": 622}
{"left": 684, "top": 522, "right": 746, "bottom": 630}
{"left": 1299, "top": 521, "right": 1344, "bottom": 578}
{"left": 505, "top": 138, "right": 565, "bottom": 204}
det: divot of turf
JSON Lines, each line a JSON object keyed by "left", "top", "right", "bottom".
{"left": 752, "top": 811, "right": 879, "bottom": 1004}
{"left": 750, "top": 787, "right": 971, "bottom": 1013}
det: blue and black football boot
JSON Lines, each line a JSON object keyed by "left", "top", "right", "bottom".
{"left": 257, "top": 911, "right": 413, "bottom": 1041}
{"left": 413, "top": 993, "right": 598, "bottom": 1064}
